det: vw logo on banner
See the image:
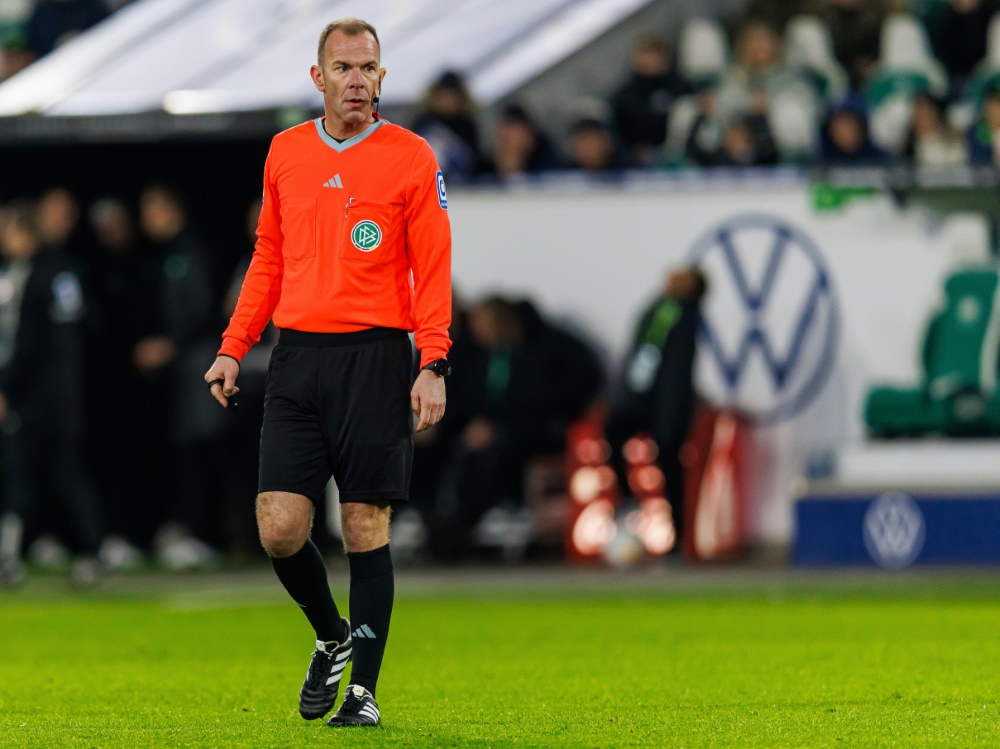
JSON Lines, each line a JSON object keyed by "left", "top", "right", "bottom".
{"left": 862, "top": 492, "right": 926, "bottom": 569}
{"left": 690, "top": 213, "right": 839, "bottom": 424}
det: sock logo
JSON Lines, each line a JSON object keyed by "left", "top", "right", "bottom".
{"left": 352, "top": 624, "right": 377, "bottom": 639}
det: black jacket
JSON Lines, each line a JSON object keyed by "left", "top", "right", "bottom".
{"left": 0, "top": 248, "right": 87, "bottom": 418}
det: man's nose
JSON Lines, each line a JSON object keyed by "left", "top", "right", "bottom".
{"left": 348, "top": 68, "right": 365, "bottom": 88}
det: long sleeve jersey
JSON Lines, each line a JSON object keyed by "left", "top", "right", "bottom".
{"left": 219, "top": 117, "right": 452, "bottom": 368}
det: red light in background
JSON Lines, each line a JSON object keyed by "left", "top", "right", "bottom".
{"left": 571, "top": 499, "right": 617, "bottom": 556}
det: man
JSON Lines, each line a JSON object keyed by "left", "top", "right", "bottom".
{"left": 0, "top": 202, "right": 108, "bottom": 587}
{"left": 203, "top": 18, "right": 451, "bottom": 728}
{"left": 605, "top": 266, "right": 706, "bottom": 551}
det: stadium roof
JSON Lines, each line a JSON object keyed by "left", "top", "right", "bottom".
{"left": 0, "top": 0, "right": 651, "bottom": 137}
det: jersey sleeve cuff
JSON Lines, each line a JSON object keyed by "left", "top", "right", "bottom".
{"left": 419, "top": 347, "right": 448, "bottom": 369}
{"left": 218, "top": 339, "right": 248, "bottom": 363}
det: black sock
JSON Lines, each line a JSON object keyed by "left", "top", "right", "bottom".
{"left": 270, "top": 539, "right": 347, "bottom": 643}
{"left": 347, "top": 544, "right": 394, "bottom": 697}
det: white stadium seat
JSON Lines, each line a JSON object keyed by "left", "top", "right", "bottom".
{"left": 783, "top": 15, "right": 848, "bottom": 102}
{"left": 677, "top": 18, "right": 729, "bottom": 85}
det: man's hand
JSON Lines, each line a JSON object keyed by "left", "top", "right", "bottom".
{"left": 410, "top": 368, "right": 446, "bottom": 432}
{"left": 204, "top": 355, "right": 240, "bottom": 408}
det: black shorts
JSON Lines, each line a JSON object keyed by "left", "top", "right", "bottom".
{"left": 258, "top": 327, "right": 414, "bottom": 504}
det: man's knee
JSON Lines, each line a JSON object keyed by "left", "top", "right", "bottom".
{"left": 340, "top": 502, "right": 391, "bottom": 553}
{"left": 256, "top": 492, "right": 313, "bottom": 558}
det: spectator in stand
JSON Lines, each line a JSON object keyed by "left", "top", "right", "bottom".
{"left": 686, "top": 91, "right": 778, "bottom": 166}
{"left": 605, "top": 265, "right": 707, "bottom": 552}
{"left": 737, "top": 0, "right": 810, "bottom": 32}
{"left": 968, "top": 87, "right": 1000, "bottom": 164}
{"left": 0, "top": 202, "right": 109, "bottom": 588}
{"left": 135, "top": 184, "right": 223, "bottom": 570}
{"left": 412, "top": 70, "right": 485, "bottom": 184}
{"left": 927, "top": 0, "right": 997, "bottom": 93}
{"left": 904, "top": 93, "right": 968, "bottom": 167}
{"left": 26, "top": 0, "right": 107, "bottom": 58}
{"left": 567, "top": 116, "right": 632, "bottom": 173}
{"left": 714, "top": 21, "right": 809, "bottom": 125}
{"left": 487, "top": 104, "right": 563, "bottom": 180}
{"left": 85, "top": 198, "right": 149, "bottom": 562}
{"left": 819, "top": 99, "right": 890, "bottom": 165}
{"left": 805, "top": 0, "right": 894, "bottom": 90}
{"left": 427, "top": 295, "right": 603, "bottom": 559}
{"left": 610, "top": 37, "right": 691, "bottom": 166}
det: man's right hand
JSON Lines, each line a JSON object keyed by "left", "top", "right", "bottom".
{"left": 204, "top": 355, "right": 240, "bottom": 408}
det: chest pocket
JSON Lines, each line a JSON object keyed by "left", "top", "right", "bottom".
{"left": 339, "top": 200, "right": 402, "bottom": 265}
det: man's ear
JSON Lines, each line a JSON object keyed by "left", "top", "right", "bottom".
{"left": 378, "top": 67, "right": 387, "bottom": 94}
{"left": 310, "top": 64, "right": 324, "bottom": 93}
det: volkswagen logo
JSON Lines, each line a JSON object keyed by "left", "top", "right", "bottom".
{"left": 862, "top": 492, "right": 926, "bottom": 569}
{"left": 690, "top": 213, "right": 839, "bottom": 423}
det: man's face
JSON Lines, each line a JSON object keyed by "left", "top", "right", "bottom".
{"left": 311, "top": 30, "right": 384, "bottom": 131}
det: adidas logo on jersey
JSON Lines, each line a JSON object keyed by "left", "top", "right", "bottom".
{"left": 322, "top": 174, "right": 344, "bottom": 188}
{"left": 352, "top": 624, "right": 377, "bottom": 639}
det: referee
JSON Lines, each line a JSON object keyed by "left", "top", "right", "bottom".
{"left": 204, "top": 18, "right": 451, "bottom": 728}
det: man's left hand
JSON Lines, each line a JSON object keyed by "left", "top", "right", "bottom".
{"left": 410, "top": 369, "right": 446, "bottom": 432}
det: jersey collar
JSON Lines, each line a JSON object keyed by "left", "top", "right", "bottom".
{"left": 314, "top": 118, "right": 385, "bottom": 152}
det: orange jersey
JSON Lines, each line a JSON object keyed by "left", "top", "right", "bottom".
{"left": 219, "top": 117, "right": 452, "bottom": 368}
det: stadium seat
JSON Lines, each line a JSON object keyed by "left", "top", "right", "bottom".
{"left": 866, "top": 14, "right": 947, "bottom": 110}
{"left": 865, "top": 268, "right": 1000, "bottom": 437}
{"left": 677, "top": 18, "right": 728, "bottom": 88}
{"left": 783, "top": 15, "right": 848, "bottom": 103}
{"left": 768, "top": 84, "right": 819, "bottom": 159}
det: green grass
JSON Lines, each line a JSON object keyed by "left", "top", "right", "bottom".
{"left": 2, "top": 571, "right": 1000, "bottom": 747}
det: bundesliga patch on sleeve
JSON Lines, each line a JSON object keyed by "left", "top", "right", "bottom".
{"left": 436, "top": 171, "right": 448, "bottom": 210}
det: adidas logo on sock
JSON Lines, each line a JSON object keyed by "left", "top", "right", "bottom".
{"left": 352, "top": 624, "right": 377, "bottom": 639}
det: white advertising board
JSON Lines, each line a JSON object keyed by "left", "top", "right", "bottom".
{"left": 449, "top": 178, "right": 963, "bottom": 542}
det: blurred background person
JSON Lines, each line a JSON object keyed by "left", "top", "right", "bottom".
{"left": 819, "top": 99, "right": 890, "bottom": 165}
{"left": 567, "top": 116, "right": 632, "bottom": 173}
{"left": 36, "top": 187, "right": 86, "bottom": 258}
{"left": 487, "top": 104, "right": 563, "bottom": 180}
{"left": 84, "top": 198, "right": 147, "bottom": 566}
{"left": 135, "top": 184, "right": 223, "bottom": 570}
{"left": 967, "top": 87, "right": 1000, "bottom": 164}
{"left": 903, "top": 93, "right": 968, "bottom": 167}
{"left": 805, "top": 0, "right": 892, "bottom": 90}
{"left": 610, "top": 37, "right": 691, "bottom": 166}
{"left": 605, "top": 266, "right": 707, "bottom": 553}
{"left": 0, "top": 202, "right": 109, "bottom": 587}
{"left": 411, "top": 70, "right": 486, "bottom": 184}
{"left": 426, "top": 295, "right": 603, "bottom": 560}
{"left": 927, "top": 0, "right": 997, "bottom": 95}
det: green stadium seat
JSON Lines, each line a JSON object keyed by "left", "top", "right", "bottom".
{"left": 865, "top": 268, "right": 1000, "bottom": 436}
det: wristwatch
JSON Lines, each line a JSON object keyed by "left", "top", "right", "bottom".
{"left": 422, "top": 358, "right": 452, "bottom": 377}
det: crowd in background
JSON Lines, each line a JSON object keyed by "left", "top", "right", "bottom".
{"left": 413, "top": 0, "right": 1000, "bottom": 180}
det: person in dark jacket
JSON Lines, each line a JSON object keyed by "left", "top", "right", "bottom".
{"left": 605, "top": 266, "right": 707, "bottom": 549}
{"left": 428, "top": 295, "right": 603, "bottom": 559}
{"left": 0, "top": 202, "right": 108, "bottom": 586}
{"left": 818, "top": 99, "right": 889, "bottom": 166}
{"left": 135, "top": 185, "right": 223, "bottom": 569}
{"left": 610, "top": 37, "right": 691, "bottom": 165}
{"left": 411, "top": 70, "right": 486, "bottom": 183}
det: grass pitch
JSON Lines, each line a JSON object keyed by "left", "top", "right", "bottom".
{"left": 2, "top": 568, "right": 1000, "bottom": 747}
